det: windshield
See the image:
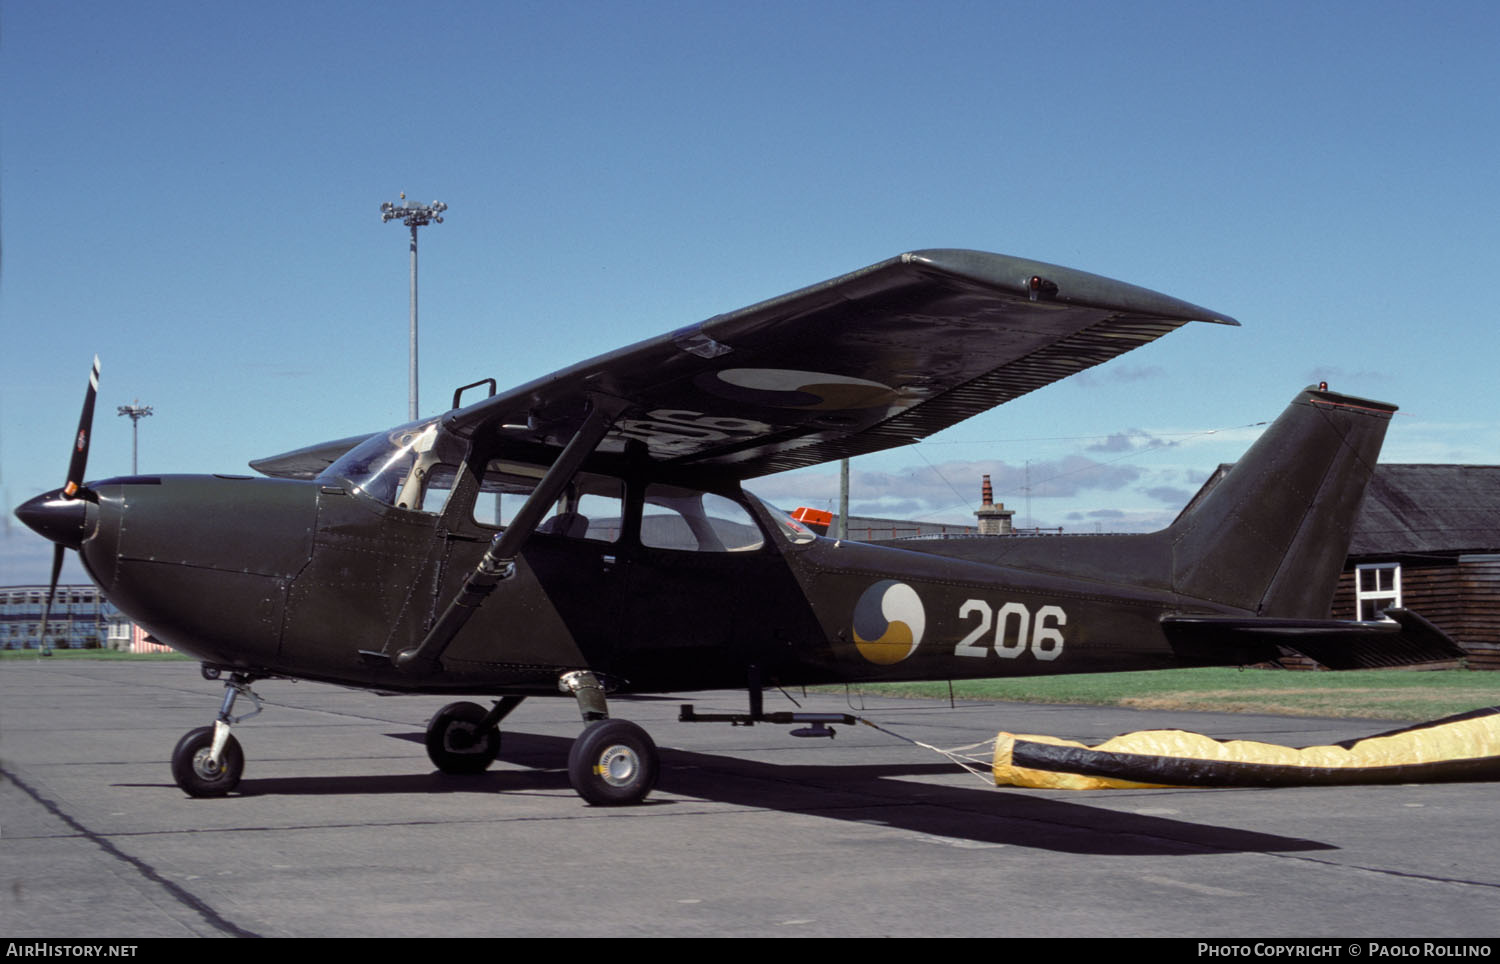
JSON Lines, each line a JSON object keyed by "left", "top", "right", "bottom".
{"left": 318, "top": 418, "right": 446, "bottom": 507}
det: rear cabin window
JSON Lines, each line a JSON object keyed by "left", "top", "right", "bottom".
{"left": 641, "top": 485, "right": 763, "bottom": 552}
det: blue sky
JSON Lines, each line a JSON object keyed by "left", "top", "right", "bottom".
{"left": 4, "top": 0, "right": 1498, "bottom": 584}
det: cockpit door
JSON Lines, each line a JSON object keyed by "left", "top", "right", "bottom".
{"left": 390, "top": 459, "right": 629, "bottom": 675}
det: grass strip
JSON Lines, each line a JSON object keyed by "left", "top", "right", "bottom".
{"left": 821, "top": 667, "right": 1500, "bottom": 721}
{"left": 0, "top": 648, "right": 191, "bottom": 661}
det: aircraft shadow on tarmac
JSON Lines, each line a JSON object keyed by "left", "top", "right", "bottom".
{"left": 169, "top": 729, "right": 1337, "bottom": 857}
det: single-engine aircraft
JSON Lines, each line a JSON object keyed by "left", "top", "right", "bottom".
{"left": 15, "top": 249, "right": 1462, "bottom": 805}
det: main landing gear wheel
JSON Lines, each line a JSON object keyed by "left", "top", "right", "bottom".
{"left": 425, "top": 701, "right": 501, "bottom": 774}
{"left": 567, "top": 719, "right": 658, "bottom": 806}
{"left": 171, "top": 726, "right": 244, "bottom": 797}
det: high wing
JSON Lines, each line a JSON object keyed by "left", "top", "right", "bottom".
{"left": 255, "top": 249, "right": 1235, "bottom": 480}
{"left": 250, "top": 433, "right": 377, "bottom": 480}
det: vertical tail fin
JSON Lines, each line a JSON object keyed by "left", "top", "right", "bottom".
{"left": 1170, "top": 387, "right": 1395, "bottom": 617}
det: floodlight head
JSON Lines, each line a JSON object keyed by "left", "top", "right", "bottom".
{"left": 380, "top": 197, "right": 448, "bottom": 228}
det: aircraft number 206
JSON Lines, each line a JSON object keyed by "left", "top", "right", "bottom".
{"left": 955, "top": 601, "right": 1066, "bottom": 661}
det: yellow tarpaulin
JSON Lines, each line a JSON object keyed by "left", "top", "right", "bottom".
{"left": 993, "top": 706, "right": 1500, "bottom": 790}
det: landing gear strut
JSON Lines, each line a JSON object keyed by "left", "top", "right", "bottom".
{"left": 171, "top": 672, "right": 262, "bottom": 797}
{"left": 559, "top": 670, "right": 658, "bottom": 806}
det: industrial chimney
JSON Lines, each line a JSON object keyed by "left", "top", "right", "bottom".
{"left": 974, "top": 474, "right": 1015, "bottom": 535}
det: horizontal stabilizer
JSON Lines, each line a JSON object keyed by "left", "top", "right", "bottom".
{"left": 1161, "top": 609, "right": 1466, "bottom": 669}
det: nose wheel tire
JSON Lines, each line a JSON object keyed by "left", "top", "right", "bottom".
{"left": 171, "top": 726, "right": 244, "bottom": 797}
{"left": 567, "top": 719, "right": 658, "bottom": 806}
{"left": 425, "top": 702, "right": 501, "bottom": 774}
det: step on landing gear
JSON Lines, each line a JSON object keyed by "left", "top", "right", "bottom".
{"left": 171, "top": 670, "right": 263, "bottom": 797}
{"left": 560, "top": 670, "right": 658, "bottom": 806}
{"left": 677, "top": 664, "right": 857, "bottom": 736}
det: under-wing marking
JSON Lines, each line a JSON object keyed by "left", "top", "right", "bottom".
{"left": 614, "top": 409, "right": 779, "bottom": 456}
{"left": 702, "top": 369, "right": 903, "bottom": 411}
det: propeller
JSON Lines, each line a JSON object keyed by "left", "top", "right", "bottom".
{"left": 38, "top": 545, "right": 65, "bottom": 657}
{"left": 22, "top": 356, "right": 101, "bottom": 656}
{"left": 64, "top": 355, "right": 101, "bottom": 497}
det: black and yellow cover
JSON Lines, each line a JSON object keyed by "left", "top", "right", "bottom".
{"left": 993, "top": 706, "right": 1500, "bottom": 790}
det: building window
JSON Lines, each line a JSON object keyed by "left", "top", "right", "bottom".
{"left": 1355, "top": 563, "right": 1402, "bottom": 622}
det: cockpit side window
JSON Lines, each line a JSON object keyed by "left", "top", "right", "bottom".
{"left": 472, "top": 461, "right": 624, "bottom": 543}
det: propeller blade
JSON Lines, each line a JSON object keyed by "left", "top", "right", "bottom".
{"left": 63, "top": 355, "right": 101, "bottom": 498}
{"left": 38, "top": 544, "right": 64, "bottom": 656}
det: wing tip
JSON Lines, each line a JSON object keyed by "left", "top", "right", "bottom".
{"left": 905, "top": 248, "right": 1240, "bottom": 327}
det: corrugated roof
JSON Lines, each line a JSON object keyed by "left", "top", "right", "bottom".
{"left": 1171, "top": 463, "right": 1500, "bottom": 558}
{"left": 1348, "top": 464, "right": 1500, "bottom": 556}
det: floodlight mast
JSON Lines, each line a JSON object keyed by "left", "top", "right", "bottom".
{"left": 380, "top": 195, "right": 447, "bottom": 421}
{"left": 116, "top": 400, "right": 153, "bottom": 475}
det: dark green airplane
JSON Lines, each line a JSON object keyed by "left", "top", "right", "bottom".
{"left": 14, "top": 250, "right": 1460, "bottom": 805}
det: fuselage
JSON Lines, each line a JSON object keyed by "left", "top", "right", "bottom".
{"left": 22, "top": 382, "right": 1395, "bottom": 698}
{"left": 41, "top": 467, "right": 1216, "bottom": 697}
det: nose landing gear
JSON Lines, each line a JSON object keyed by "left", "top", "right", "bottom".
{"left": 171, "top": 725, "right": 244, "bottom": 797}
{"left": 171, "top": 671, "right": 263, "bottom": 797}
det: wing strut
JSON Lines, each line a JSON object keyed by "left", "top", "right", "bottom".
{"left": 393, "top": 396, "right": 628, "bottom": 675}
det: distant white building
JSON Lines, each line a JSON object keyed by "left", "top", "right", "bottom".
{"left": 1, "top": 584, "right": 115, "bottom": 650}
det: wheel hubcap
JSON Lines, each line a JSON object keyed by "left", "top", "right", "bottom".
{"left": 446, "top": 723, "right": 479, "bottom": 752}
{"left": 598, "top": 744, "right": 638, "bottom": 786}
{"left": 192, "top": 749, "right": 224, "bottom": 780}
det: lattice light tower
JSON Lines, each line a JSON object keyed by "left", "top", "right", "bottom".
{"left": 380, "top": 194, "right": 448, "bottom": 421}
{"left": 116, "top": 400, "right": 153, "bottom": 475}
